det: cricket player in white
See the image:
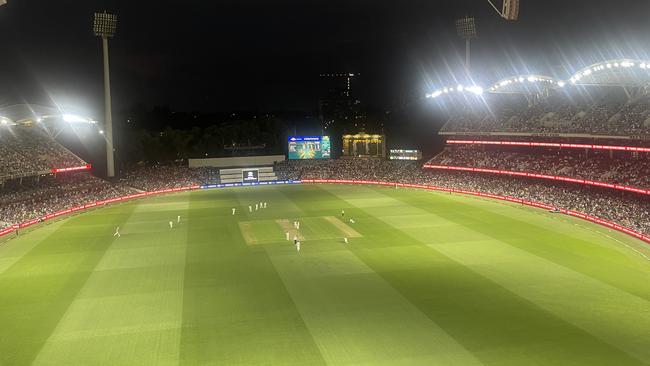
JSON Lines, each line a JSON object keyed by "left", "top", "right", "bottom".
{"left": 255, "top": 203, "right": 259, "bottom": 211}
{"left": 344, "top": 237, "right": 348, "bottom": 244}
{"left": 341, "top": 209, "right": 345, "bottom": 218}
{"left": 263, "top": 202, "right": 267, "bottom": 209}
{"left": 296, "top": 221, "right": 300, "bottom": 229}
{"left": 169, "top": 221, "right": 173, "bottom": 229}
{"left": 286, "top": 232, "right": 290, "bottom": 241}
{"left": 249, "top": 205, "right": 252, "bottom": 212}
{"left": 349, "top": 218, "right": 355, "bottom": 224}
{"left": 232, "top": 208, "right": 236, "bottom": 215}
{"left": 113, "top": 226, "right": 121, "bottom": 237}
{"left": 177, "top": 215, "right": 181, "bottom": 223}
{"left": 296, "top": 241, "right": 301, "bottom": 252}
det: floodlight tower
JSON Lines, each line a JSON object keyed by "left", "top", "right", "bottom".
{"left": 93, "top": 11, "right": 117, "bottom": 178}
{"left": 456, "top": 16, "right": 477, "bottom": 75}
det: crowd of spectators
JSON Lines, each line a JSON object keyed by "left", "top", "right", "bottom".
{"left": 119, "top": 165, "right": 219, "bottom": 191}
{"left": 0, "top": 173, "right": 134, "bottom": 230}
{"left": 441, "top": 92, "right": 650, "bottom": 136}
{"left": 428, "top": 146, "right": 650, "bottom": 189}
{"left": 0, "top": 126, "right": 86, "bottom": 179}
{"left": 275, "top": 159, "right": 650, "bottom": 236}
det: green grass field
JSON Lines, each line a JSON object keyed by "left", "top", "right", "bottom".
{"left": 2, "top": 184, "right": 650, "bottom": 365}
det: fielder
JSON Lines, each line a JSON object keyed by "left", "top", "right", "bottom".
{"left": 232, "top": 208, "right": 236, "bottom": 215}
{"left": 255, "top": 203, "right": 259, "bottom": 211}
{"left": 341, "top": 209, "right": 345, "bottom": 218}
{"left": 344, "top": 237, "right": 348, "bottom": 244}
{"left": 296, "top": 240, "right": 301, "bottom": 252}
{"left": 113, "top": 226, "right": 121, "bottom": 237}
{"left": 169, "top": 221, "right": 173, "bottom": 229}
{"left": 249, "top": 205, "right": 252, "bottom": 213}
{"left": 263, "top": 202, "right": 267, "bottom": 209}
{"left": 286, "top": 232, "right": 290, "bottom": 241}
{"left": 177, "top": 215, "right": 181, "bottom": 223}
{"left": 296, "top": 221, "right": 300, "bottom": 229}
{"left": 349, "top": 218, "right": 355, "bottom": 224}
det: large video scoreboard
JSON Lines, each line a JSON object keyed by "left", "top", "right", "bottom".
{"left": 288, "top": 136, "right": 331, "bottom": 160}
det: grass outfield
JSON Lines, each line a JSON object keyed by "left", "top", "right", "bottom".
{"left": 1, "top": 184, "right": 650, "bottom": 365}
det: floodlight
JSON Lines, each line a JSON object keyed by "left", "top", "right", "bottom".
{"left": 456, "top": 17, "right": 477, "bottom": 40}
{"left": 557, "top": 81, "right": 566, "bottom": 87}
{"left": 93, "top": 12, "right": 117, "bottom": 38}
{"left": 456, "top": 16, "right": 477, "bottom": 74}
{"left": 93, "top": 11, "right": 118, "bottom": 178}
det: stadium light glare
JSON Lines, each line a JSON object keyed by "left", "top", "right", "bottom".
{"left": 557, "top": 81, "right": 566, "bottom": 87}
{"left": 62, "top": 114, "right": 90, "bottom": 123}
{"left": 99, "top": 130, "right": 104, "bottom": 134}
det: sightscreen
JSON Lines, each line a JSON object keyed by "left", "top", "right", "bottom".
{"left": 288, "top": 136, "right": 331, "bottom": 159}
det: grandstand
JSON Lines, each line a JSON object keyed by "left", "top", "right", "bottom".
{"left": 422, "top": 58, "right": 650, "bottom": 237}
{"left": 0, "top": 104, "right": 95, "bottom": 182}
{"left": 433, "top": 59, "right": 650, "bottom": 138}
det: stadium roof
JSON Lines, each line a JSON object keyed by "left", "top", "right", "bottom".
{"left": 569, "top": 59, "right": 650, "bottom": 87}
{"left": 427, "top": 58, "right": 650, "bottom": 99}
{"left": 0, "top": 104, "right": 98, "bottom": 126}
{"left": 488, "top": 75, "right": 564, "bottom": 94}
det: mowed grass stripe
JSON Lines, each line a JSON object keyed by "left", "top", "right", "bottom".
{"left": 0, "top": 203, "right": 139, "bottom": 365}
{"left": 381, "top": 189, "right": 650, "bottom": 363}
{"left": 320, "top": 184, "right": 647, "bottom": 365}
{"left": 179, "top": 189, "right": 326, "bottom": 365}
{"left": 274, "top": 185, "right": 483, "bottom": 365}
{"left": 31, "top": 193, "right": 192, "bottom": 366}
{"left": 387, "top": 190, "right": 650, "bottom": 303}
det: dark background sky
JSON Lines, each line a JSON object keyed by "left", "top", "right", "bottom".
{"left": 0, "top": 0, "right": 649, "bottom": 117}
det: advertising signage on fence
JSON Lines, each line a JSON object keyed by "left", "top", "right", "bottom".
{"left": 288, "top": 136, "right": 331, "bottom": 160}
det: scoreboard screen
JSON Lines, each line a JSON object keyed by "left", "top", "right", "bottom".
{"left": 288, "top": 136, "right": 331, "bottom": 160}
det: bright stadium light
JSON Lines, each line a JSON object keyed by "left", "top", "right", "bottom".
{"left": 93, "top": 11, "right": 117, "bottom": 178}
{"left": 62, "top": 114, "right": 90, "bottom": 123}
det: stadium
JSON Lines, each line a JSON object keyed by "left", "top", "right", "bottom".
{"left": 2, "top": 1, "right": 650, "bottom": 365}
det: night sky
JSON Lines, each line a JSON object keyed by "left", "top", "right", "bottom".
{"left": 0, "top": 0, "right": 648, "bottom": 116}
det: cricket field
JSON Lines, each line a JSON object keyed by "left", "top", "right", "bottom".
{"left": 1, "top": 184, "right": 650, "bottom": 365}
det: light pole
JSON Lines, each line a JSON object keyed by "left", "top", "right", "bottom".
{"left": 456, "top": 16, "right": 477, "bottom": 75}
{"left": 93, "top": 11, "right": 117, "bottom": 178}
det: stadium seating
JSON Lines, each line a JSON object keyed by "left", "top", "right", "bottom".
{"left": 440, "top": 88, "right": 650, "bottom": 137}
{"left": 0, "top": 125, "right": 87, "bottom": 180}
{"left": 426, "top": 145, "right": 650, "bottom": 191}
